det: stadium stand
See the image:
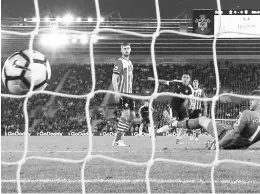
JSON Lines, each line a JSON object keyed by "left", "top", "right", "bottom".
{"left": 1, "top": 17, "right": 259, "bottom": 134}
{"left": 2, "top": 62, "right": 259, "bottom": 134}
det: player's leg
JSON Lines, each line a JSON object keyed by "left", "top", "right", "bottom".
{"left": 139, "top": 120, "right": 144, "bottom": 136}
{"left": 128, "top": 98, "right": 136, "bottom": 133}
{"left": 172, "top": 117, "right": 238, "bottom": 149}
{"left": 176, "top": 105, "right": 189, "bottom": 144}
{"left": 194, "top": 109, "right": 202, "bottom": 142}
{"left": 164, "top": 116, "right": 229, "bottom": 143}
{"left": 129, "top": 98, "right": 136, "bottom": 122}
{"left": 219, "top": 131, "right": 250, "bottom": 150}
{"left": 248, "top": 127, "right": 260, "bottom": 147}
{"left": 113, "top": 109, "right": 130, "bottom": 146}
{"left": 147, "top": 124, "right": 151, "bottom": 136}
{"left": 188, "top": 109, "right": 195, "bottom": 141}
{"left": 194, "top": 129, "right": 200, "bottom": 141}
{"left": 113, "top": 97, "right": 131, "bottom": 146}
{"left": 166, "top": 98, "right": 178, "bottom": 133}
{"left": 146, "top": 119, "right": 151, "bottom": 136}
{"left": 218, "top": 125, "right": 260, "bottom": 150}
{"left": 156, "top": 108, "right": 175, "bottom": 134}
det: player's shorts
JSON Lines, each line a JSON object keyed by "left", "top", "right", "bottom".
{"left": 141, "top": 118, "right": 150, "bottom": 125}
{"left": 171, "top": 104, "right": 189, "bottom": 121}
{"left": 119, "top": 96, "right": 134, "bottom": 111}
{"left": 189, "top": 109, "right": 202, "bottom": 119}
{"left": 216, "top": 124, "right": 231, "bottom": 140}
{"left": 215, "top": 124, "right": 251, "bottom": 150}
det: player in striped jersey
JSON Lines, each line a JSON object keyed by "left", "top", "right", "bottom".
{"left": 112, "top": 42, "right": 134, "bottom": 146}
{"left": 189, "top": 80, "right": 207, "bottom": 141}
{"left": 159, "top": 90, "right": 260, "bottom": 150}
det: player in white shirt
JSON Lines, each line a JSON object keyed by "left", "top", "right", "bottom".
{"left": 189, "top": 80, "right": 207, "bottom": 141}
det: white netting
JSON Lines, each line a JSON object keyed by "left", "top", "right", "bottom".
{"left": 1, "top": 0, "right": 260, "bottom": 193}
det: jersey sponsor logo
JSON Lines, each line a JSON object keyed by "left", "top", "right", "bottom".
{"left": 252, "top": 118, "right": 260, "bottom": 124}
{"left": 235, "top": 120, "right": 240, "bottom": 126}
{"left": 113, "top": 66, "right": 118, "bottom": 71}
{"left": 185, "top": 89, "right": 188, "bottom": 93}
{"left": 12, "top": 60, "right": 31, "bottom": 71}
{"left": 128, "top": 65, "right": 133, "bottom": 73}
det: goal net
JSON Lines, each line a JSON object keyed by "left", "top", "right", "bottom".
{"left": 1, "top": 0, "right": 260, "bottom": 193}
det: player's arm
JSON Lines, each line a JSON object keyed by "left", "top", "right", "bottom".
{"left": 202, "top": 90, "right": 208, "bottom": 116}
{"left": 137, "top": 106, "right": 144, "bottom": 135}
{"left": 147, "top": 77, "right": 182, "bottom": 85}
{"left": 112, "top": 74, "right": 119, "bottom": 91}
{"left": 112, "top": 60, "right": 123, "bottom": 91}
{"left": 112, "top": 60, "right": 123, "bottom": 101}
{"left": 138, "top": 106, "right": 143, "bottom": 120}
{"left": 218, "top": 110, "right": 248, "bottom": 148}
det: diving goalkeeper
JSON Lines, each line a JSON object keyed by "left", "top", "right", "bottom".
{"left": 157, "top": 90, "right": 260, "bottom": 150}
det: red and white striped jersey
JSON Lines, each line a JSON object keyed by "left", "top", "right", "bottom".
{"left": 113, "top": 57, "right": 133, "bottom": 94}
{"left": 190, "top": 88, "right": 206, "bottom": 110}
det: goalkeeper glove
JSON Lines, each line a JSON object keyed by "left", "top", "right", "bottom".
{"left": 205, "top": 140, "right": 216, "bottom": 150}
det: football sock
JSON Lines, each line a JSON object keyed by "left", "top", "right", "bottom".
{"left": 115, "top": 131, "right": 123, "bottom": 141}
{"left": 195, "top": 130, "right": 199, "bottom": 138}
{"left": 176, "top": 128, "right": 185, "bottom": 140}
{"left": 157, "top": 125, "right": 170, "bottom": 133}
{"left": 139, "top": 123, "right": 144, "bottom": 135}
{"left": 115, "top": 118, "right": 129, "bottom": 141}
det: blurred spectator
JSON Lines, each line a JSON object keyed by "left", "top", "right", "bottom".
{"left": 2, "top": 62, "right": 259, "bottom": 134}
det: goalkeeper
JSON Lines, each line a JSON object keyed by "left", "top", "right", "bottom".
{"left": 157, "top": 90, "right": 260, "bottom": 150}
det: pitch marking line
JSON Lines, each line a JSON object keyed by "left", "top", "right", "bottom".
{"left": 1, "top": 179, "right": 259, "bottom": 184}
{"left": 1, "top": 150, "right": 179, "bottom": 153}
{"left": 1, "top": 150, "right": 259, "bottom": 153}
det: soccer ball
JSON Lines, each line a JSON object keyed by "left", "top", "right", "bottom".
{"left": 2, "top": 49, "right": 51, "bottom": 94}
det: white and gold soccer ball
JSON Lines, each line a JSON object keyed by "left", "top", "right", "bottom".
{"left": 2, "top": 49, "right": 51, "bottom": 94}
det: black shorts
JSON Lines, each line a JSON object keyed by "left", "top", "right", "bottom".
{"left": 189, "top": 109, "right": 202, "bottom": 119}
{"left": 221, "top": 135, "right": 250, "bottom": 149}
{"left": 216, "top": 124, "right": 250, "bottom": 150}
{"left": 141, "top": 118, "right": 150, "bottom": 125}
{"left": 119, "top": 96, "right": 134, "bottom": 111}
{"left": 171, "top": 105, "right": 189, "bottom": 121}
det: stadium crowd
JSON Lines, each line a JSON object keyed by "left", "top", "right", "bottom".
{"left": 1, "top": 62, "right": 259, "bottom": 134}
{"left": 1, "top": 63, "right": 70, "bottom": 134}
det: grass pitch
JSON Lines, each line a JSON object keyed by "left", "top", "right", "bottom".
{"left": 1, "top": 135, "right": 260, "bottom": 193}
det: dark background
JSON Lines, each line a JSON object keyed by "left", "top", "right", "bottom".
{"left": 1, "top": 0, "right": 259, "bottom": 18}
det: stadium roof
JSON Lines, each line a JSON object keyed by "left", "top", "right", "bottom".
{"left": 1, "top": 0, "right": 258, "bottom": 18}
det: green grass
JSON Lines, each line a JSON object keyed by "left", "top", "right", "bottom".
{"left": 1, "top": 136, "right": 260, "bottom": 193}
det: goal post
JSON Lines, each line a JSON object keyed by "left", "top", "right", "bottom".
{"left": 1, "top": 0, "right": 260, "bottom": 193}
